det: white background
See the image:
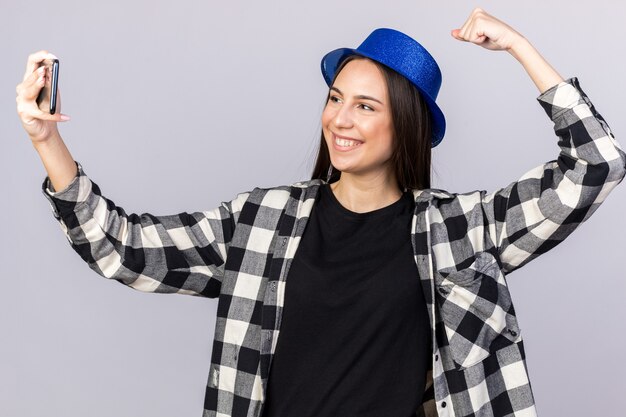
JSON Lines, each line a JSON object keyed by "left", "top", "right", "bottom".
{"left": 2, "top": 1, "right": 625, "bottom": 416}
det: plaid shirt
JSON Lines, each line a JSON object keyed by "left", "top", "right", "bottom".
{"left": 42, "top": 77, "right": 625, "bottom": 417}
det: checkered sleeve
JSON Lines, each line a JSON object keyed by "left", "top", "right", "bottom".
{"left": 482, "top": 76, "right": 626, "bottom": 274}
{"left": 41, "top": 161, "right": 249, "bottom": 297}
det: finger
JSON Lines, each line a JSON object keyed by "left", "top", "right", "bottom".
{"left": 450, "top": 29, "right": 465, "bottom": 41}
{"left": 23, "top": 50, "right": 58, "bottom": 82}
{"left": 23, "top": 50, "right": 56, "bottom": 81}
{"left": 460, "top": 7, "right": 489, "bottom": 41}
{"left": 457, "top": 16, "right": 473, "bottom": 41}
{"left": 467, "top": 19, "right": 489, "bottom": 45}
{"left": 17, "top": 66, "right": 46, "bottom": 100}
{"left": 467, "top": 22, "right": 483, "bottom": 43}
{"left": 458, "top": 8, "right": 482, "bottom": 41}
{"left": 21, "top": 106, "right": 70, "bottom": 124}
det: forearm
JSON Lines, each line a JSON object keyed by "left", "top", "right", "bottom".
{"left": 508, "top": 36, "right": 564, "bottom": 94}
{"left": 33, "top": 133, "right": 78, "bottom": 193}
{"left": 40, "top": 159, "right": 236, "bottom": 298}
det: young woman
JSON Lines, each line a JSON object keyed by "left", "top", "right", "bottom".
{"left": 16, "top": 8, "right": 625, "bottom": 417}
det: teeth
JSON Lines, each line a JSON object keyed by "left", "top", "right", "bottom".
{"left": 335, "top": 137, "right": 360, "bottom": 147}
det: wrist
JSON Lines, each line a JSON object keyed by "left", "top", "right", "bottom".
{"left": 31, "top": 131, "right": 63, "bottom": 152}
{"left": 507, "top": 35, "right": 533, "bottom": 60}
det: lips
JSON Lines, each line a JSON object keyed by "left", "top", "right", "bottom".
{"left": 332, "top": 133, "right": 363, "bottom": 151}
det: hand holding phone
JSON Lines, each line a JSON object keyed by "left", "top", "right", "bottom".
{"left": 36, "top": 58, "right": 59, "bottom": 114}
{"left": 16, "top": 51, "right": 69, "bottom": 143}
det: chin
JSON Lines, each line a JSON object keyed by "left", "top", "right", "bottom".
{"left": 331, "top": 159, "right": 394, "bottom": 180}
{"left": 328, "top": 159, "right": 356, "bottom": 174}
{"left": 330, "top": 165, "right": 366, "bottom": 178}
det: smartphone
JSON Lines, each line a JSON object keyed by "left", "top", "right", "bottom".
{"left": 36, "top": 58, "right": 59, "bottom": 115}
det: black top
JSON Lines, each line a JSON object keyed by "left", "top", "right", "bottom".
{"left": 261, "top": 184, "right": 431, "bottom": 417}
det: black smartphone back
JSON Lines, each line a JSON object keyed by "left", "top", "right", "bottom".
{"left": 36, "top": 58, "right": 59, "bottom": 115}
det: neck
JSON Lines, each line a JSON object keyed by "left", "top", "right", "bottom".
{"left": 329, "top": 170, "right": 402, "bottom": 213}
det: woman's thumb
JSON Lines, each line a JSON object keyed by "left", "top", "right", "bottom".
{"left": 451, "top": 29, "right": 463, "bottom": 40}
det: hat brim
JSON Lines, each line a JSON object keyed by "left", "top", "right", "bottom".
{"left": 321, "top": 47, "right": 446, "bottom": 147}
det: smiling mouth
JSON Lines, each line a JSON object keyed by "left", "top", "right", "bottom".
{"left": 333, "top": 133, "right": 363, "bottom": 148}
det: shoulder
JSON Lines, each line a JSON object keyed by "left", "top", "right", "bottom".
{"left": 234, "top": 179, "right": 325, "bottom": 210}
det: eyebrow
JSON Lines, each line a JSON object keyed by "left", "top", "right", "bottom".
{"left": 330, "top": 86, "right": 384, "bottom": 105}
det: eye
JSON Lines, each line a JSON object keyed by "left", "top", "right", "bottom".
{"left": 359, "top": 103, "right": 374, "bottom": 111}
{"left": 329, "top": 95, "right": 342, "bottom": 103}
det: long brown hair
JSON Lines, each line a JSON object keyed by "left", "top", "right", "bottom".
{"left": 311, "top": 55, "right": 433, "bottom": 190}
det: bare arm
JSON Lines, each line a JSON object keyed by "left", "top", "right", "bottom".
{"left": 32, "top": 134, "right": 78, "bottom": 192}
{"left": 16, "top": 50, "right": 77, "bottom": 193}
{"left": 448, "top": 7, "right": 626, "bottom": 275}
{"left": 451, "top": 7, "right": 564, "bottom": 94}
{"left": 507, "top": 37, "right": 563, "bottom": 95}
{"left": 17, "top": 50, "right": 241, "bottom": 299}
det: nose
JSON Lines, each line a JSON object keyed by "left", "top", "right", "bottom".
{"left": 332, "top": 102, "right": 354, "bottom": 129}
